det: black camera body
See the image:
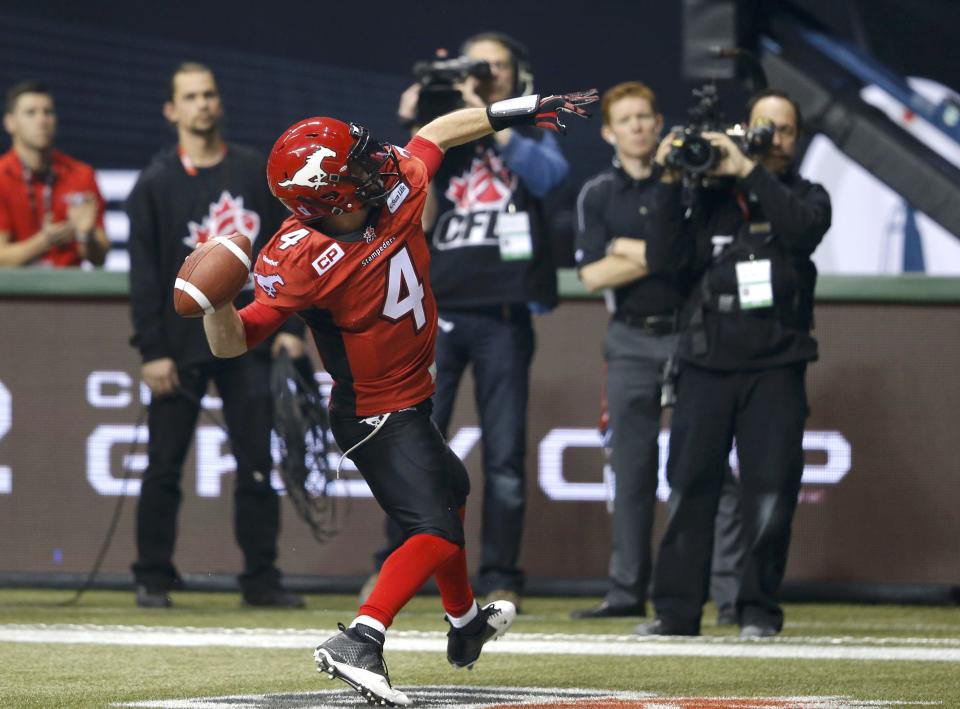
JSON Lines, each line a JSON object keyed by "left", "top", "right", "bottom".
{"left": 413, "top": 56, "right": 492, "bottom": 86}
{"left": 411, "top": 56, "right": 492, "bottom": 126}
{"left": 666, "top": 84, "right": 774, "bottom": 176}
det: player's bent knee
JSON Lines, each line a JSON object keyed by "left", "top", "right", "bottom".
{"left": 406, "top": 525, "right": 465, "bottom": 550}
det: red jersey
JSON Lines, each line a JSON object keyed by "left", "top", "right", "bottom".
{"left": 242, "top": 136, "right": 444, "bottom": 417}
{"left": 0, "top": 148, "right": 106, "bottom": 267}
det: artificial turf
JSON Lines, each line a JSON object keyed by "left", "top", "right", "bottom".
{"left": 1, "top": 590, "right": 958, "bottom": 708}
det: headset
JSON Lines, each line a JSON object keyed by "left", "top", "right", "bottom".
{"left": 460, "top": 31, "right": 535, "bottom": 96}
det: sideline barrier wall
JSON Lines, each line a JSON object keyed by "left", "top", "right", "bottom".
{"left": 1, "top": 269, "right": 958, "bottom": 590}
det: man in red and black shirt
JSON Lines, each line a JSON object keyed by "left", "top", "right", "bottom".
{"left": 0, "top": 81, "right": 110, "bottom": 267}
{"left": 201, "top": 90, "right": 597, "bottom": 706}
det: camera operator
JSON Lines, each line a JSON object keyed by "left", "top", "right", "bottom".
{"left": 637, "top": 90, "right": 831, "bottom": 638}
{"left": 569, "top": 82, "right": 743, "bottom": 624}
{"left": 361, "top": 32, "right": 569, "bottom": 611}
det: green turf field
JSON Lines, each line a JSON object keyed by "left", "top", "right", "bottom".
{"left": 1, "top": 589, "right": 958, "bottom": 708}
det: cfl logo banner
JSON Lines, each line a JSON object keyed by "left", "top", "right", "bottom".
{"left": 538, "top": 428, "right": 852, "bottom": 502}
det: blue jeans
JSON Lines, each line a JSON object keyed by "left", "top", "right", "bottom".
{"left": 431, "top": 305, "right": 535, "bottom": 594}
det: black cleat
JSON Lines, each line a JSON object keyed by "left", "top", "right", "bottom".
{"left": 314, "top": 623, "right": 410, "bottom": 706}
{"left": 446, "top": 600, "right": 516, "bottom": 669}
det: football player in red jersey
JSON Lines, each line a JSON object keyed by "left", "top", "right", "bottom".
{"left": 200, "top": 90, "right": 596, "bottom": 706}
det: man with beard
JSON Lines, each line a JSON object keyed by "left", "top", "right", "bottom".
{"left": 637, "top": 90, "right": 830, "bottom": 638}
{"left": 127, "top": 62, "right": 304, "bottom": 609}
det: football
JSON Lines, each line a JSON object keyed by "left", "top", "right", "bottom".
{"left": 173, "top": 233, "right": 252, "bottom": 318}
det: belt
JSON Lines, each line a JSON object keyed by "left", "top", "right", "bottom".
{"left": 613, "top": 312, "right": 678, "bottom": 335}
{"left": 442, "top": 304, "right": 528, "bottom": 321}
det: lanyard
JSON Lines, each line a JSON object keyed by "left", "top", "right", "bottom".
{"left": 178, "top": 144, "right": 227, "bottom": 176}
{"left": 732, "top": 189, "right": 750, "bottom": 221}
{"left": 22, "top": 163, "right": 55, "bottom": 232}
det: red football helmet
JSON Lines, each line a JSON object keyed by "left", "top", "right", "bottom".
{"left": 267, "top": 117, "right": 402, "bottom": 221}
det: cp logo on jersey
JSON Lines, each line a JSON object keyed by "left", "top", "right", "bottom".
{"left": 255, "top": 273, "right": 285, "bottom": 298}
{"left": 277, "top": 146, "right": 338, "bottom": 190}
{"left": 312, "top": 243, "right": 345, "bottom": 276}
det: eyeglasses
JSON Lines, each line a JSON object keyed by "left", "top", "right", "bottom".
{"left": 759, "top": 122, "right": 797, "bottom": 139}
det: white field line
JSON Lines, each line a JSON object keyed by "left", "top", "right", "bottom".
{"left": 112, "top": 686, "right": 943, "bottom": 709}
{"left": 2, "top": 624, "right": 960, "bottom": 662}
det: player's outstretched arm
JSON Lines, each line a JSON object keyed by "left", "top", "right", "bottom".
{"left": 203, "top": 304, "right": 248, "bottom": 358}
{"left": 416, "top": 107, "right": 492, "bottom": 151}
{"left": 417, "top": 89, "right": 599, "bottom": 150}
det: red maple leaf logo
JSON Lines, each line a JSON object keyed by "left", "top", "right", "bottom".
{"left": 444, "top": 149, "right": 517, "bottom": 213}
{"left": 184, "top": 191, "right": 261, "bottom": 249}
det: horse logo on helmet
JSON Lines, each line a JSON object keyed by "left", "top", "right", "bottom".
{"left": 277, "top": 146, "right": 338, "bottom": 190}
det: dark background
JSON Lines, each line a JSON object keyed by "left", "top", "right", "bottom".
{"left": 3, "top": 0, "right": 958, "bottom": 178}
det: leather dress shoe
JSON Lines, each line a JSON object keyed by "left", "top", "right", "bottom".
{"left": 716, "top": 608, "right": 738, "bottom": 626}
{"left": 570, "top": 601, "right": 646, "bottom": 619}
{"left": 135, "top": 585, "right": 172, "bottom": 609}
{"left": 634, "top": 618, "right": 700, "bottom": 636}
{"left": 242, "top": 588, "right": 305, "bottom": 608}
{"left": 739, "top": 623, "right": 779, "bottom": 638}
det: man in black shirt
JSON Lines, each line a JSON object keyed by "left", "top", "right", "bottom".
{"left": 364, "top": 33, "right": 569, "bottom": 610}
{"left": 638, "top": 90, "right": 831, "bottom": 638}
{"left": 127, "top": 62, "right": 304, "bottom": 609}
{"left": 571, "top": 82, "right": 742, "bottom": 621}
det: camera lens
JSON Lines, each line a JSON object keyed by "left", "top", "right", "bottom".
{"left": 680, "top": 134, "right": 717, "bottom": 174}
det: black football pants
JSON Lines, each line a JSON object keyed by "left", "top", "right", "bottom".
{"left": 652, "top": 362, "right": 808, "bottom": 633}
{"left": 132, "top": 354, "right": 281, "bottom": 594}
{"left": 330, "top": 400, "right": 470, "bottom": 546}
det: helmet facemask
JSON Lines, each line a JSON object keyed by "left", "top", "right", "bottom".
{"left": 344, "top": 123, "right": 402, "bottom": 207}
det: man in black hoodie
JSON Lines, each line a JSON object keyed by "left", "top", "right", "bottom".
{"left": 637, "top": 90, "right": 831, "bottom": 638}
{"left": 127, "top": 62, "right": 304, "bottom": 609}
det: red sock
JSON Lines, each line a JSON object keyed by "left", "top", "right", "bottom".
{"left": 434, "top": 506, "right": 475, "bottom": 618}
{"left": 359, "top": 533, "right": 460, "bottom": 629}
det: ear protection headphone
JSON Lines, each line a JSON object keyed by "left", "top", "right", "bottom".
{"left": 460, "top": 31, "right": 535, "bottom": 96}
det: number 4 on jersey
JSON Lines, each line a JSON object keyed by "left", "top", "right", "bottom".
{"left": 278, "top": 228, "right": 310, "bottom": 250}
{"left": 382, "top": 247, "right": 426, "bottom": 331}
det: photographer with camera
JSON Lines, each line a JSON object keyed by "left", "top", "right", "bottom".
{"left": 360, "top": 32, "right": 570, "bottom": 612}
{"left": 636, "top": 89, "right": 831, "bottom": 638}
{"left": 569, "top": 82, "right": 744, "bottom": 624}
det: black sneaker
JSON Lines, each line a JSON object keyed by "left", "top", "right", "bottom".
{"left": 446, "top": 600, "right": 516, "bottom": 669}
{"left": 135, "top": 585, "right": 171, "bottom": 609}
{"left": 241, "top": 588, "right": 305, "bottom": 609}
{"left": 314, "top": 623, "right": 410, "bottom": 706}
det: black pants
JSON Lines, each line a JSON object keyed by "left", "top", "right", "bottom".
{"left": 373, "top": 305, "right": 534, "bottom": 595}
{"left": 652, "top": 363, "right": 807, "bottom": 633}
{"left": 132, "top": 354, "right": 281, "bottom": 594}
{"left": 331, "top": 400, "right": 470, "bottom": 546}
{"left": 603, "top": 320, "right": 743, "bottom": 611}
